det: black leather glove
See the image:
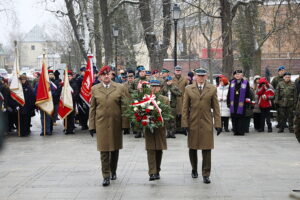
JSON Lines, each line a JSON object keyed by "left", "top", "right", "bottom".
{"left": 215, "top": 128, "right": 222, "bottom": 136}
{"left": 89, "top": 129, "right": 96, "bottom": 137}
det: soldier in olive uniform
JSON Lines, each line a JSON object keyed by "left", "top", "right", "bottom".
{"left": 161, "top": 76, "right": 182, "bottom": 138}
{"left": 271, "top": 66, "right": 286, "bottom": 128}
{"left": 275, "top": 72, "right": 298, "bottom": 133}
{"left": 161, "top": 68, "right": 170, "bottom": 86}
{"left": 89, "top": 66, "right": 128, "bottom": 187}
{"left": 131, "top": 66, "right": 148, "bottom": 138}
{"left": 172, "top": 65, "right": 188, "bottom": 134}
{"left": 294, "top": 93, "right": 300, "bottom": 143}
{"left": 271, "top": 66, "right": 286, "bottom": 89}
{"left": 145, "top": 79, "right": 168, "bottom": 181}
{"left": 182, "top": 68, "right": 222, "bottom": 184}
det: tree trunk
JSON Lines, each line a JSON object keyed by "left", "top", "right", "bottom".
{"left": 99, "top": 0, "right": 113, "bottom": 65}
{"left": 253, "top": 48, "right": 262, "bottom": 75}
{"left": 207, "top": 41, "right": 213, "bottom": 83}
{"left": 93, "top": 0, "right": 102, "bottom": 67}
{"left": 138, "top": 0, "right": 171, "bottom": 70}
{"left": 220, "top": 0, "right": 234, "bottom": 78}
{"left": 64, "top": 0, "right": 87, "bottom": 61}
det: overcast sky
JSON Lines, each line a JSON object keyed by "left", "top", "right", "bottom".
{"left": 0, "top": 0, "right": 60, "bottom": 46}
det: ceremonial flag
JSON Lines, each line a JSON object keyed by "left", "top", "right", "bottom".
{"left": 58, "top": 67, "right": 73, "bottom": 119}
{"left": 10, "top": 46, "right": 25, "bottom": 106}
{"left": 79, "top": 55, "right": 94, "bottom": 105}
{"left": 35, "top": 56, "right": 54, "bottom": 115}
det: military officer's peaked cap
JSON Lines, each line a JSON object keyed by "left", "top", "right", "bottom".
{"left": 80, "top": 67, "right": 86, "bottom": 72}
{"left": 195, "top": 68, "right": 207, "bottom": 76}
{"left": 174, "top": 65, "right": 182, "bottom": 71}
{"left": 161, "top": 68, "right": 169, "bottom": 73}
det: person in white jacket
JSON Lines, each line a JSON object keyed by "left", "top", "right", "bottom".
{"left": 217, "top": 77, "right": 230, "bottom": 132}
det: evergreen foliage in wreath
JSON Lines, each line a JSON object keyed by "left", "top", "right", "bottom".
{"left": 124, "top": 81, "right": 173, "bottom": 133}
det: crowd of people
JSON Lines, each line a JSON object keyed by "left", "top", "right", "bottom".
{"left": 0, "top": 64, "right": 299, "bottom": 186}
{"left": 0, "top": 65, "right": 299, "bottom": 138}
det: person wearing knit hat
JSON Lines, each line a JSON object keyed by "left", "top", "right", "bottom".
{"left": 88, "top": 64, "right": 129, "bottom": 187}
{"left": 145, "top": 79, "right": 168, "bottom": 181}
{"left": 217, "top": 76, "right": 230, "bottom": 133}
{"left": 161, "top": 75, "right": 182, "bottom": 138}
{"left": 252, "top": 75, "right": 262, "bottom": 131}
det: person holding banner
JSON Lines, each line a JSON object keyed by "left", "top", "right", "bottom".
{"left": 60, "top": 70, "right": 78, "bottom": 135}
{"left": 77, "top": 67, "right": 89, "bottom": 130}
{"left": 19, "top": 75, "right": 35, "bottom": 137}
{"left": 89, "top": 65, "right": 128, "bottom": 187}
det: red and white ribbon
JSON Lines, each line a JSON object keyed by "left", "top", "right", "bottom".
{"left": 131, "top": 93, "right": 164, "bottom": 124}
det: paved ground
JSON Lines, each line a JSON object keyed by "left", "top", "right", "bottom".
{"left": 0, "top": 116, "right": 300, "bottom": 200}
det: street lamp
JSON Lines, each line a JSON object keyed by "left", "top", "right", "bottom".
{"left": 68, "top": 46, "right": 71, "bottom": 69}
{"left": 112, "top": 26, "right": 119, "bottom": 71}
{"left": 172, "top": 3, "right": 181, "bottom": 68}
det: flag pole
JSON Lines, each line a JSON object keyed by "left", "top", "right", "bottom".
{"left": 17, "top": 110, "right": 20, "bottom": 137}
{"left": 44, "top": 112, "right": 46, "bottom": 136}
{"left": 65, "top": 116, "right": 67, "bottom": 131}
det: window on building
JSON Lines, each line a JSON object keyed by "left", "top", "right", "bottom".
{"left": 31, "top": 45, "right": 35, "bottom": 50}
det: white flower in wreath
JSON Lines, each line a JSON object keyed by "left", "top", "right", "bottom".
{"left": 134, "top": 100, "right": 138, "bottom": 103}
{"left": 157, "top": 101, "right": 161, "bottom": 105}
{"left": 148, "top": 105, "right": 154, "bottom": 110}
{"left": 141, "top": 104, "right": 146, "bottom": 108}
{"left": 133, "top": 107, "right": 139, "bottom": 112}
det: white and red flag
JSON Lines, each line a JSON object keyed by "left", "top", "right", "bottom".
{"left": 79, "top": 55, "right": 94, "bottom": 105}
{"left": 58, "top": 67, "right": 73, "bottom": 119}
{"left": 35, "top": 56, "right": 54, "bottom": 116}
{"left": 10, "top": 46, "right": 25, "bottom": 106}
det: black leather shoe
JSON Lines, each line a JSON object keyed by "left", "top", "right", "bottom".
{"left": 102, "top": 178, "right": 110, "bottom": 186}
{"left": 149, "top": 174, "right": 156, "bottom": 181}
{"left": 111, "top": 172, "right": 117, "bottom": 180}
{"left": 203, "top": 176, "right": 211, "bottom": 184}
{"left": 278, "top": 128, "right": 284, "bottom": 133}
{"left": 155, "top": 173, "right": 160, "bottom": 180}
{"left": 268, "top": 128, "right": 272, "bottom": 133}
{"left": 191, "top": 170, "right": 198, "bottom": 178}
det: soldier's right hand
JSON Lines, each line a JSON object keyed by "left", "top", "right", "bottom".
{"left": 89, "top": 129, "right": 96, "bottom": 137}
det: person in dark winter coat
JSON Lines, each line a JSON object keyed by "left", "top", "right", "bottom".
{"left": 19, "top": 75, "right": 36, "bottom": 137}
{"left": 64, "top": 71, "right": 79, "bottom": 134}
{"left": 227, "top": 70, "right": 251, "bottom": 136}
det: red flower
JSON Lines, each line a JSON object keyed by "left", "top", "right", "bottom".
{"left": 136, "top": 116, "right": 142, "bottom": 121}
{"left": 145, "top": 109, "right": 151, "bottom": 113}
{"left": 157, "top": 116, "right": 163, "bottom": 122}
{"left": 134, "top": 113, "right": 139, "bottom": 117}
{"left": 142, "top": 116, "right": 148, "bottom": 120}
{"left": 142, "top": 121, "right": 148, "bottom": 126}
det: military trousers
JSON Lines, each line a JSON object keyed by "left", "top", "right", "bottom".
{"left": 278, "top": 106, "right": 294, "bottom": 131}
{"left": 147, "top": 150, "right": 163, "bottom": 175}
{"left": 189, "top": 149, "right": 211, "bottom": 177}
{"left": 100, "top": 150, "right": 119, "bottom": 179}
{"left": 294, "top": 114, "right": 300, "bottom": 143}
